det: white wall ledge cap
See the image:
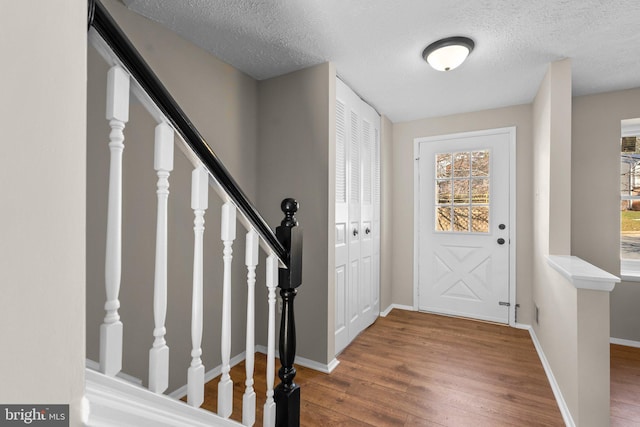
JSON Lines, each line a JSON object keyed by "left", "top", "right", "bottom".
{"left": 546, "top": 255, "right": 620, "bottom": 292}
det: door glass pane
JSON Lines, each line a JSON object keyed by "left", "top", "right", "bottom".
{"left": 471, "top": 207, "right": 489, "bottom": 232}
{"left": 436, "top": 180, "right": 452, "bottom": 204}
{"left": 453, "top": 207, "right": 469, "bottom": 232}
{"left": 436, "top": 153, "right": 452, "bottom": 178}
{"left": 436, "top": 207, "right": 452, "bottom": 231}
{"left": 453, "top": 152, "right": 470, "bottom": 177}
{"left": 471, "top": 178, "right": 489, "bottom": 204}
{"left": 452, "top": 179, "right": 469, "bottom": 204}
{"left": 472, "top": 150, "right": 489, "bottom": 177}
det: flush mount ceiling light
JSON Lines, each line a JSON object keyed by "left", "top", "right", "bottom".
{"left": 422, "top": 36, "right": 475, "bottom": 71}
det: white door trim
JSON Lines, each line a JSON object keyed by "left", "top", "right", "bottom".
{"left": 413, "top": 127, "right": 517, "bottom": 326}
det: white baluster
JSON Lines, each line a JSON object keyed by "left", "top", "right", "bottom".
{"left": 148, "top": 122, "right": 174, "bottom": 393}
{"left": 187, "top": 166, "right": 208, "bottom": 407}
{"left": 218, "top": 201, "right": 236, "bottom": 418}
{"left": 242, "top": 230, "right": 259, "bottom": 426}
{"left": 263, "top": 254, "right": 279, "bottom": 427}
{"left": 100, "top": 65, "right": 130, "bottom": 377}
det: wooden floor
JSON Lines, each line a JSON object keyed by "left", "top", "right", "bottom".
{"left": 202, "top": 310, "right": 569, "bottom": 426}
{"left": 611, "top": 344, "right": 640, "bottom": 426}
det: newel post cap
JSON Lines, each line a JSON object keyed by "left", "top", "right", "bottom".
{"left": 281, "top": 198, "right": 299, "bottom": 227}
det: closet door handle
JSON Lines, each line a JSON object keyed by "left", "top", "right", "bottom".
{"left": 353, "top": 228, "right": 359, "bottom": 237}
{"left": 365, "top": 227, "right": 371, "bottom": 235}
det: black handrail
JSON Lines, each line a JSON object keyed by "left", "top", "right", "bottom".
{"left": 88, "top": 0, "right": 288, "bottom": 266}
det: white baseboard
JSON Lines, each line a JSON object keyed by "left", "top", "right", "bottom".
{"left": 380, "top": 304, "right": 416, "bottom": 317}
{"left": 255, "top": 345, "right": 339, "bottom": 374}
{"left": 168, "top": 351, "right": 246, "bottom": 399}
{"left": 526, "top": 326, "right": 576, "bottom": 427}
{"left": 296, "top": 355, "right": 340, "bottom": 374}
{"left": 611, "top": 337, "right": 640, "bottom": 348}
{"left": 513, "top": 322, "right": 531, "bottom": 330}
{"left": 326, "top": 358, "right": 340, "bottom": 373}
{"left": 85, "top": 359, "right": 143, "bottom": 386}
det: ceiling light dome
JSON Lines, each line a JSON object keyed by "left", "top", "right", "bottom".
{"left": 422, "top": 37, "right": 475, "bottom": 71}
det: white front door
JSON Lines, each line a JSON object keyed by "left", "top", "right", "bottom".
{"left": 417, "top": 128, "right": 512, "bottom": 324}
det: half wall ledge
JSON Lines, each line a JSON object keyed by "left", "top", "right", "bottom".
{"left": 547, "top": 255, "right": 620, "bottom": 292}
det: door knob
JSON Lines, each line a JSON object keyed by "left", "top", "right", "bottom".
{"left": 497, "top": 238, "right": 505, "bottom": 245}
{"left": 499, "top": 224, "right": 506, "bottom": 230}
{"left": 353, "top": 228, "right": 359, "bottom": 236}
{"left": 365, "top": 227, "right": 371, "bottom": 235}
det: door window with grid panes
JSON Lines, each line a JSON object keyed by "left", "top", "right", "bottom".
{"left": 435, "top": 150, "right": 490, "bottom": 233}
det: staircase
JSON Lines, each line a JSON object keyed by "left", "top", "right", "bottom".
{"left": 85, "top": 1, "right": 302, "bottom": 425}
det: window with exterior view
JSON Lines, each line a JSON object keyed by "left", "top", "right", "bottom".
{"left": 435, "top": 150, "right": 490, "bottom": 233}
{"left": 621, "top": 135, "right": 640, "bottom": 260}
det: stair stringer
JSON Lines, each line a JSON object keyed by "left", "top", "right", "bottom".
{"left": 85, "top": 369, "right": 241, "bottom": 426}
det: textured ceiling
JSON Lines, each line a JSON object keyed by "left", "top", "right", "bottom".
{"left": 124, "top": 0, "right": 640, "bottom": 122}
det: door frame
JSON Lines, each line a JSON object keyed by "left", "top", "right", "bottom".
{"left": 412, "top": 127, "right": 517, "bottom": 326}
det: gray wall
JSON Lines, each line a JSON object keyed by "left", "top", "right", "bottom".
{"left": 87, "top": 0, "right": 259, "bottom": 393}
{"left": 530, "top": 59, "right": 581, "bottom": 422}
{"left": 531, "top": 60, "right": 611, "bottom": 427}
{"left": 0, "top": 1, "right": 87, "bottom": 425}
{"left": 572, "top": 87, "right": 640, "bottom": 342}
{"left": 256, "top": 64, "right": 334, "bottom": 364}
{"left": 391, "top": 104, "right": 534, "bottom": 324}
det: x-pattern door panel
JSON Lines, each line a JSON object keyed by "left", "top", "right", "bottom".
{"left": 432, "top": 243, "right": 493, "bottom": 304}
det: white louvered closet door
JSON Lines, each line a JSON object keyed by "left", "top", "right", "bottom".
{"left": 372, "top": 127, "right": 381, "bottom": 323}
{"left": 347, "top": 107, "right": 362, "bottom": 344}
{"left": 334, "top": 96, "right": 350, "bottom": 354}
{"left": 335, "top": 78, "right": 380, "bottom": 355}
{"left": 359, "top": 117, "right": 374, "bottom": 330}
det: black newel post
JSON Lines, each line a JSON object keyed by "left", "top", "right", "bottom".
{"left": 274, "top": 198, "right": 303, "bottom": 427}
